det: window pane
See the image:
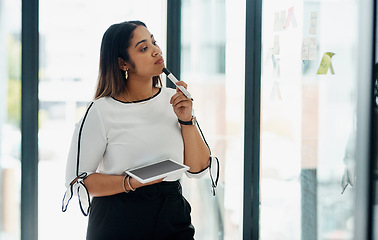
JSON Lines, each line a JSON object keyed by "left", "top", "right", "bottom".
{"left": 0, "top": 0, "right": 21, "bottom": 239}
{"left": 260, "top": 1, "right": 358, "bottom": 239}
{"left": 181, "top": 0, "right": 245, "bottom": 239}
{"left": 38, "top": 1, "right": 166, "bottom": 239}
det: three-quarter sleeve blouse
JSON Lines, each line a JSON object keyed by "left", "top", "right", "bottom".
{"left": 62, "top": 87, "right": 215, "bottom": 215}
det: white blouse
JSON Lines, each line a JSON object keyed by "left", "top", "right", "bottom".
{"left": 62, "top": 87, "right": 210, "bottom": 216}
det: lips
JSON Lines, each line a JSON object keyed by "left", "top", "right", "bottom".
{"left": 155, "top": 57, "right": 164, "bottom": 64}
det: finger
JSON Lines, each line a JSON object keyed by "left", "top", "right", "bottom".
{"left": 172, "top": 99, "right": 190, "bottom": 108}
{"left": 176, "top": 81, "right": 188, "bottom": 89}
{"left": 173, "top": 102, "right": 192, "bottom": 113}
{"left": 171, "top": 95, "right": 192, "bottom": 108}
{"left": 170, "top": 91, "right": 186, "bottom": 104}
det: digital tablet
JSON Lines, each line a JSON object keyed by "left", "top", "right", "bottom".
{"left": 125, "top": 159, "right": 190, "bottom": 184}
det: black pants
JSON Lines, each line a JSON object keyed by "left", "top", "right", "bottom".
{"left": 86, "top": 181, "right": 195, "bottom": 240}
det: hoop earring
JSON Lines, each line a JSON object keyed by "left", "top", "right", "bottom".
{"left": 125, "top": 70, "right": 128, "bottom": 79}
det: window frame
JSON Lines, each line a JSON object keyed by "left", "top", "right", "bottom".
{"left": 21, "top": 0, "right": 39, "bottom": 239}
{"left": 243, "top": 0, "right": 262, "bottom": 239}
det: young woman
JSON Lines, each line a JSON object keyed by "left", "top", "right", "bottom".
{"left": 62, "top": 21, "right": 213, "bottom": 240}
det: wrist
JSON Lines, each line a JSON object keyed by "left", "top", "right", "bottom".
{"left": 127, "top": 176, "right": 136, "bottom": 191}
{"left": 123, "top": 175, "right": 129, "bottom": 193}
{"left": 178, "top": 116, "right": 196, "bottom": 126}
{"left": 123, "top": 175, "right": 138, "bottom": 193}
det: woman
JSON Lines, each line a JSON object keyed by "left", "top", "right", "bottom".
{"left": 62, "top": 20, "right": 213, "bottom": 240}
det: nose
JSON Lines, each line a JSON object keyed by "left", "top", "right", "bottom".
{"left": 152, "top": 45, "right": 162, "bottom": 56}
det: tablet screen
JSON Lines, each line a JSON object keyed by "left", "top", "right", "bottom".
{"left": 127, "top": 160, "right": 187, "bottom": 181}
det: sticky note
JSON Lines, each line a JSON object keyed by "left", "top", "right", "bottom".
{"left": 309, "top": 12, "right": 318, "bottom": 35}
{"left": 273, "top": 35, "right": 280, "bottom": 55}
{"left": 301, "top": 38, "right": 310, "bottom": 60}
{"left": 274, "top": 12, "right": 280, "bottom": 32}
{"left": 302, "top": 38, "right": 317, "bottom": 60}
{"left": 284, "top": 7, "right": 297, "bottom": 29}
{"left": 317, "top": 52, "right": 335, "bottom": 74}
{"left": 309, "top": 38, "right": 317, "bottom": 60}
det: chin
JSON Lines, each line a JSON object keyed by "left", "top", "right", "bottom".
{"left": 154, "top": 66, "right": 165, "bottom": 75}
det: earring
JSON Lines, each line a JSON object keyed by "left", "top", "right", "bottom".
{"left": 125, "top": 70, "right": 128, "bottom": 79}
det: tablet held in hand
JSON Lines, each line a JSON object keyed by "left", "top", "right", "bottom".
{"left": 125, "top": 159, "right": 189, "bottom": 184}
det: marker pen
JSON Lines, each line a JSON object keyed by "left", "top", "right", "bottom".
{"left": 162, "top": 68, "right": 194, "bottom": 101}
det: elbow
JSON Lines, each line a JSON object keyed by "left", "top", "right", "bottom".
{"left": 187, "top": 154, "right": 211, "bottom": 173}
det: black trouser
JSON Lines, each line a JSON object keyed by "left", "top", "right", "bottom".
{"left": 86, "top": 181, "right": 195, "bottom": 240}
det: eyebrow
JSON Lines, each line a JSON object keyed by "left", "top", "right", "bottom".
{"left": 135, "top": 34, "right": 154, "bottom": 48}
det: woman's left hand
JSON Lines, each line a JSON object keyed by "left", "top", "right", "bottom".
{"left": 170, "top": 81, "right": 193, "bottom": 121}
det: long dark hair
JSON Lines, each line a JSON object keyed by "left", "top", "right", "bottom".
{"left": 95, "top": 20, "right": 161, "bottom": 99}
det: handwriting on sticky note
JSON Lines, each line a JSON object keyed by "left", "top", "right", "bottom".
{"left": 302, "top": 38, "right": 317, "bottom": 60}
{"left": 317, "top": 52, "right": 335, "bottom": 74}
{"left": 309, "top": 38, "right": 317, "bottom": 60}
{"left": 301, "top": 39, "right": 310, "bottom": 60}
{"left": 309, "top": 12, "right": 318, "bottom": 35}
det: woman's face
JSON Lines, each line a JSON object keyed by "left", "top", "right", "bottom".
{"left": 126, "top": 26, "right": 165, "bottom": 78}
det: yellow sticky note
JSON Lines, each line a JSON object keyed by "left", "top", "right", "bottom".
{"left": 317, "top": 52, "right": 335, "bottom": 74}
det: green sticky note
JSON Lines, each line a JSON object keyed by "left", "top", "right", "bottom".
{"left": 317, "top": 52, "right": 335, "bottom": 74}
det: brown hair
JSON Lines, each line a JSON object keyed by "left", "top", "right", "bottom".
{"left": 94, "top": 21, "right": 161, "bottom": 99}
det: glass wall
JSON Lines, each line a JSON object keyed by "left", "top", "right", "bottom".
{"left": 0, "top": 0, "right": 21, "bottom": 239}
{"left": 38, "top": 1, "right": 166, "bottom": 239}
{"left": 260, "top": 0, "right": 359, "bottom": 239}
{"left": 180, "top": 0, "right": 245, "bottom": 239}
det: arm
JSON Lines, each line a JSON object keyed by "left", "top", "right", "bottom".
{"left": 170, "top": 82, "right": 211, "bottom": 172}
{"left": 180, "top": 123, "right": 210, "bottom": 172}
{"left": 84, "top": 173, "right": 163, "bottom": 197}
{"left": 65, "top": 103, "right": 163, "bottom": 198}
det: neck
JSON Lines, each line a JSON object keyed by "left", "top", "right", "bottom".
{"left": 124, "top": 76, "right": 156, "bottom": 101}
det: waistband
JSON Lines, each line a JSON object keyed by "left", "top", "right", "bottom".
{"left": 124, "top": 180, "right": 182, "bottom": 200}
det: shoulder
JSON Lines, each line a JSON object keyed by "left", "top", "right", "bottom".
{"left": 90, "top": 97, "right": 117, "bottom": 111}
{"left": 80, "top": 97, "right": 115, "bottom": 120}
{"left": 93, "top": 96, "right": 113, "bottom": 106}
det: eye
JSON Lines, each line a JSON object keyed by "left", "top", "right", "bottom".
{"left": 153, "top": 40, "right": 157, "bottom": 45}
{"left": 140, "top": 46, "right": 147, "bottom": 52}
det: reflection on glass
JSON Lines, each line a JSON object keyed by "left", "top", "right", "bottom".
{"left": 0, "top": 0, "right": 21, "bottom": 239}
{"left": 38, "top": 1, "right": 166, "bottom": 239}
{"left": 181, "top": 0, "right": 245, "bottom": 239}
{"left": 261, "top": 0, "right": 358, "bottom": 239}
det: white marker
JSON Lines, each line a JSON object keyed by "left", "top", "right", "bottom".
{"left": 162, "top": 68, "right": 193, "bottom": 101}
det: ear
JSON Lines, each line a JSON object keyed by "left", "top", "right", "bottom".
{"left": 118, "top": 57, "right": 128, "bottom": 71}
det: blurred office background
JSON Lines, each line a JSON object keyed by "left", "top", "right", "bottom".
{"left": 0, "top": 0, "right": 377, "bottom": 239}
